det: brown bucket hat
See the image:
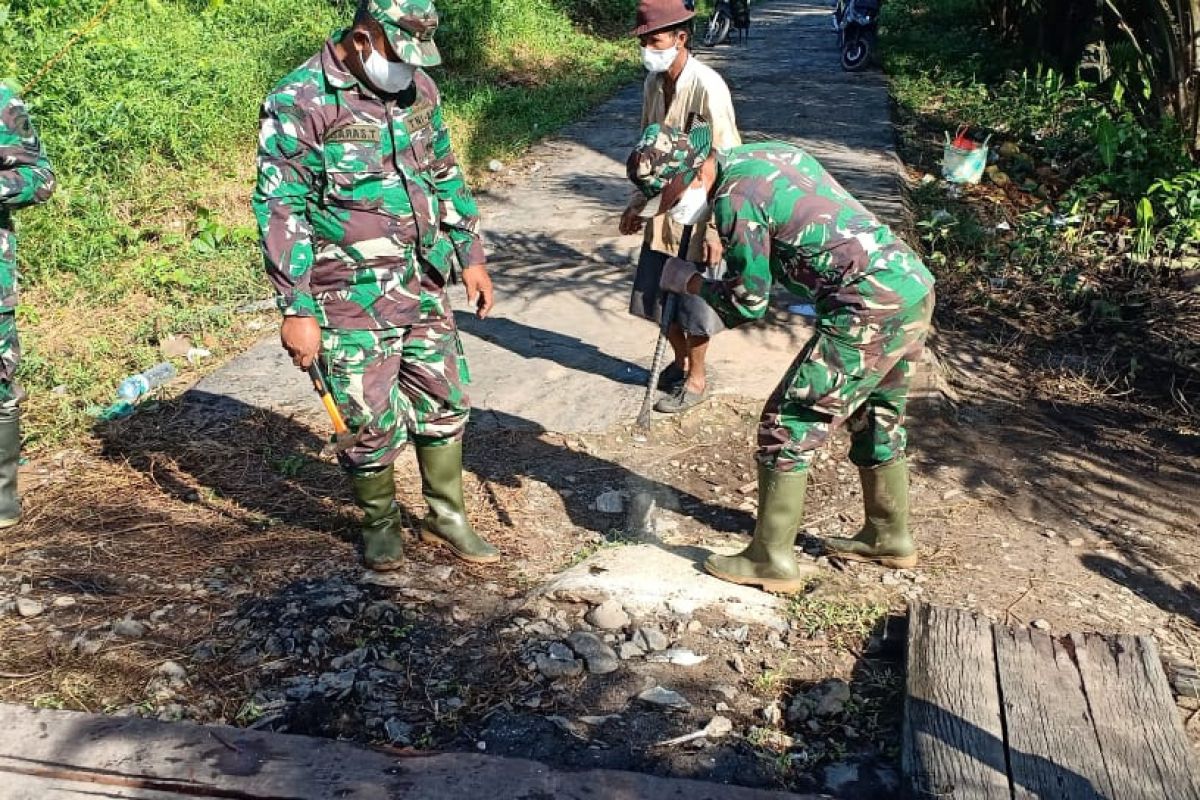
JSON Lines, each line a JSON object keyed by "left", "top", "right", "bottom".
{"left": 632, "top": 0, "right": 695, "bottom": 36}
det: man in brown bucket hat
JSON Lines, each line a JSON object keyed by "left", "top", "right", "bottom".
{"left": 620, "top": 0, "right": 742, "bottom": 415}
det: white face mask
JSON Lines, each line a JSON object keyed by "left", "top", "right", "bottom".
{"left": 669, "top": 184, "right": 710, "bottom": 225}
{"left": 642, "top": 44, "right": 679, "bottom": 73}
{"left": 361, "top": 40, "right": 416, "bottom": 94}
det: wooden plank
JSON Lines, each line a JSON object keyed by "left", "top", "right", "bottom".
{"left": 1071, "top": 632, "right": 1200, "bottom": 800}
{"left": 903, "top": 603, "right": 1011, "bottom": 799}
{"left": 992, "top": 625, "right": 1112, "bottom": 799}
{"left": 0, "top": 703, "right": 813, "bottom": 800}
{"left": 5, "top": 772, "right": 188, "bottom": 799}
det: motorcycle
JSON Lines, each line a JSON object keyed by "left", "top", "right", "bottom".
{"left": 832, "top": 0, "right": 880, "bottom": 72}
{"left": 702, "top": 0, "right": 750, "bottom": 47}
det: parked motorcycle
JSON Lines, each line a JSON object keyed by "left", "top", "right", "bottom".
{"left": 832, "top": 0, "right": 880, "bottom": 71}
{"left": 702, "top": 0, "right": 750, "bottom": 47}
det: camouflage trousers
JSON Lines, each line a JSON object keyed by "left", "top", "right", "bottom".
{"left": 320, "top": 289, "right": 470, "bottom": 473}
{"left": 0, "top": 312, "right": 22, "bottom": 411}
{"left": 758, "top": 290, "right": 934, "bottom": 473}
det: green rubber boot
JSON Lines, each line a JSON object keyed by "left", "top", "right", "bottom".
{"left": 416, "top": 441, "right": 500, "bottom": 565}
{"left": 824, "top": 459, "right": 917, "bottom": 569}
{"left": 0, "top": 407, "right": 20, "bottom": 528}
{"left": 704, "top": 465, "right": 817, "bottom": 594}
{"left": 351, "top": 466, "right": 405, "bottom": 571}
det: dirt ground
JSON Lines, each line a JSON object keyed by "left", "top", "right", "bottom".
{"left": 1, "top": 0, "right": 1198, "bottom": 790}
{"left": 0, "top": 315, "right": 1196, "bottom": 794}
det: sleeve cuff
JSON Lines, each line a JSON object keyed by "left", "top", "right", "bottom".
{"left": 699, "top": 280, "right": 748, "bottom": 329}
{"left": 453, "top": 234, "right": 487, "bottom": 270}
{"left": 278, "top": 292, "right": 318, "bottom": 318}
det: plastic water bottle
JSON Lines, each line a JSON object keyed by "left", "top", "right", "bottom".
{"left": 117, "top": 362, "right": 177, "bottom": 402}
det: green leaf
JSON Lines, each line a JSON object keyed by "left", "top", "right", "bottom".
{"left": 1095, "top": 116, "right": 1118, "bottom": 169}
{"left": 1136, "top": 196, "right": 1155, "bottom": 227}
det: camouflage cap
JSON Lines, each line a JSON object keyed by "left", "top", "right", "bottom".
{"left": 626, "top": 121, "right": 713, "bottom": 199}
{"left": 366, "top": 0, "right": 442, "bottom": 67}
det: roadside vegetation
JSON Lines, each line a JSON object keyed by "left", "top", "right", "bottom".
{"left": 1, "top": 0, "right": 638, "bottom": 447}
{"left": 883, "top": 0, "right": 1199, "bottom": 420}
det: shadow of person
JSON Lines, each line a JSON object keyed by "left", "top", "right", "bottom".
{"left": 454, "top": 312, "right": 649, "bottom": 387}
{"left": 464, "top": 407, "right": 755, "bottom": 546}
{"left": 93, "top": 389, "right": 361, "bottom": 539}
{"left": 91, "top": 390, "right": 754, "bottom": 571}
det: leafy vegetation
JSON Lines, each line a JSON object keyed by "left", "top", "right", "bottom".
{"left": 884, "top": 0, "right": 1200, "bottom": 407}
{"left": 979, "top": 0, "right": 1200, "bottom": 157}
{"left": 1, "top": 0, "right": 638, "bottom": 447}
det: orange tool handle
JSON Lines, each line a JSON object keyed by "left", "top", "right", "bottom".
{"left": 308, "top": 363, "right": 350, "bottom": 435}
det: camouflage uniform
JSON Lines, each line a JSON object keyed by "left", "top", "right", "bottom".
{"left": 628, "top": 124, "right": 933, "bottom": 584}
{"left": 252, "top": 37, "right": 481, "bottom": 471}
{"left": 699, "top": 142, "right": 935, "bottom": 473}
{"left": 0, "top": 86, "right": 56, "bottom": 411}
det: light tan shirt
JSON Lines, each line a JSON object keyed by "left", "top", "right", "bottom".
{"left": 630, "top": 53, "right": 742, "bottom": 262}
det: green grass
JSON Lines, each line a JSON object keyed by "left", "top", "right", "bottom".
{"left": 787, "top": 594, "right": 887, "bottom": 647}
{"left": 1, "top": 0, "right": 639, "bottom": 448}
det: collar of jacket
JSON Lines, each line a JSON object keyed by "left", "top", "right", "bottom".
{"left": 320, "top": 33, "right": 362, "bottom": 92}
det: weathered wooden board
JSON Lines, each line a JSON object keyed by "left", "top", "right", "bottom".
{"left": 993, "top": 625, "right": 1112, "bottom": 799}
{"left": 1071, "top": 632, "right": 1200, "bottom": 800}
{"left": 5, "top": 773, "right": 188, "bottom": 799}
{"left": 903, "top": 602, "right": 1011, "bottom": 799}
{"left": 905, "top": 605, "right": 1200, "bottom": 800}
{"left": 0, "top": 704, "right": 813, "bottom": 800}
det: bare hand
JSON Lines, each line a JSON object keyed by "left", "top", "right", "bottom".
{"left": 619, "top": 206, "right": 645, "bottom": 236}
{"left": 281, "top": 315, "right": 321, "bottom": 369}
{"left": 462, "top": 264, "right": 494, "bottom": 319}
{"left": 703, "top": 234, "right": 724, "bottom": 266}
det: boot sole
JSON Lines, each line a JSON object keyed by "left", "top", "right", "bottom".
{"left": 364, "top": 559, "right": 405, "bottom": 572}
{"left": 420, "top": 530, "right": 501, "bottom": 565}
{"left": 827, "top": 550, "right": 918, "bottom": 569}
{"left": 703, "top": 562, "right": 812, "bottom": 594}
{"left": 0, "top": 517, "right": 20, "bottom": 530}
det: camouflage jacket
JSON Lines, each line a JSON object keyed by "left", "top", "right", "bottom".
{"left": 701, "top": 143, "right": 934, "bottom": 329}
{"left": 252, "top": 38, "right": 485, "bottom": 329}
{"left": 0, "top": 85, "right": 55, "bottom": 311}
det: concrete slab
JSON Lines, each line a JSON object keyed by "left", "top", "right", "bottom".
{"left": 198, "top": 0, "right": 903, "bottom": 434}
{"left": 0, "top": 703, "right": 816, "bottom": 800}
{"left": 539, "top": 543, "right": 790, "bottom": 629}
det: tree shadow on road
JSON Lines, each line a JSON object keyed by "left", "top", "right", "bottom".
{"left": 907, "top": 345, "right": 1200, "bottom": 634}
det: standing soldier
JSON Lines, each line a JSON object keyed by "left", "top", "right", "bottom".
{"left": 253, "top": 0, "right": 498, "bottom": 571}
{"left": 0, "top": 85, "right": 55, "bottom": 529}
{"left": 620, "top": 0, "right": 740, "bottom": 413}
{"left": 626, "top": 123, "right": 936, "bottom": 592}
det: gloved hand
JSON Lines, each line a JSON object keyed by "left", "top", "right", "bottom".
{"left": 659, "top": 257, "right": 701, "bottom": 295}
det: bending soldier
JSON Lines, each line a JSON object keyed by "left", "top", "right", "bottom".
{"left": 627, "top": 122, "right": 936, "bottom": 592}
